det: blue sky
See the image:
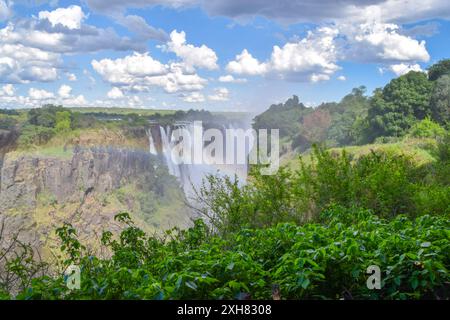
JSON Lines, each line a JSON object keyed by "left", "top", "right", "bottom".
{"left": 0, "top": 0, "right": 449, "bottom": 112}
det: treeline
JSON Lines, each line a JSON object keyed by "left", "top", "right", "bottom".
{"left": 1, "top": 105, "right": 223, "bottom": 148}
{"left": 254, "top": 59, "right": 450, "bottom": 152}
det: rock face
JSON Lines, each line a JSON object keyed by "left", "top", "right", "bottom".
{"left": 1, "top": 147, "right": 155, "bottom": 209}
{"left": 0, "top": 147, "right": 189, "bottom": 257}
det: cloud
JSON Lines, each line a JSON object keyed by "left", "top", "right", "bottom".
{"left": 62, "top": 94, "right": 88, "bottom": 107}
{"left": 0, "top": 6, "right": 147, "bottom": 55}
{"left": 0, "top": 0, "right": 11, "bottom": 21}
{"left": 162, "top": 30, "right": 218, "bottom": 70}
{"left": 226, "top": 49, "right": 267, "bottom": 76}
{"left": 67, "top": 73, "right": 77, "bottom": 81}
{"left": 344, "top": 22, "right": 430, "bottom": 64}
{"left": 0, "top": 84, "right": 15, "bottom": 96}
{"left": 0, "top": 43, "right": 60, "bottom": 83}
{"left": 85, "top": 0, "right": 196, "bottom": 15}
{"left": 28, "top": 88, "right": 54, "bottom": 100}
{"left": 38, "top": 5, "right": 86, "bottom": 30}
{"left": 226, "top": 22, "right": 430, "bottom": 83}
{"left": 402, "top": 22, "right": 440, "bottom": 38}
{"left": 182, "top": 91, "right": 205, "bottom": 103}
{"left": 115, "top": 14, "right": 168, "bottom": 42}
{"left": 227, "top": 27, "right": 339, "bottom": 82}
{"left": 388, "top": 63, "right": 423, "bottom": 76}
{"left": 92, "top": 52, "right": 167, "bottom": 82}
{"left": 337, "top": 75, "right": 346, "bottom": 81}
{"left": 218, "top": 74, "right": 247, "bottom": 83}
{"left": 84, "top": 0, "right": 450, "bottom": 25}
{"left": 208, "top": 87, "right": 229, "bottom": 101}
{"left": 107, "top": 87, "right": 124, "bottom": 99}
{"left": 92, "top": 52, "right": 207, "bottom": 93}
{"left": 0, "top": 85, "right": 88, "bottom": 108}
{"left": 58, "top": 84, "right": 72, "bottom": 98}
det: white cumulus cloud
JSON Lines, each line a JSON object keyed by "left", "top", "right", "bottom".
{"left": 218, "top": 74, "right": 247, "bottom": 83}
{"left": 0, "top": 84, "right": 15, "bottom": 96}
{"left": 344, "top": 22, "right": 430, "bottom": 63}
{"left": 388, "top": 63, "right": 423, "bottom": 76}
{"left": 0, "top": 43, "right": 60, "bottom": 83}
{"left": 182, "top": 92, "right": 205, "bottom": 103}
{"left": 163, "top": 30, "right": 218, "bottom": 70}
{"left": 92, "top": 52, "right": 207, "bottom": 93}
{"left": 227, "top": 27, "right": 339, "bottom": 82}
{"left": 107, "top": 87, "right": 124, "bottom": 99}
{"left": 67, "top": 73, "right": 77, "bottom": 81}
{"left": 28, "top": 88, "right": 54, "bottom": 100}
{"left": 38, "top": 5, "right": 86, "bottom": 30}
{"left": 58, "top": 84, "right": 72, "bottom": 98}
{"left": 226, "top": 49, "right": 267, "bottom": 76}
{"left": 208, "top": 87, "right": 229, "bottom": 101}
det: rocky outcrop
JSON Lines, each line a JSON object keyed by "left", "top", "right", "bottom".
{"left": 0, "top": 147, "right": 189, "bottom": 257}
{"left": 1, "top": 147, "right": 158, "bottom": 210}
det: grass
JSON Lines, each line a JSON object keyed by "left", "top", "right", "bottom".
{"left": 282, "top": 137, "right": 438, "bottom": 171}
{"left": 7, "top": 146, "right": 74, "bottom": 160}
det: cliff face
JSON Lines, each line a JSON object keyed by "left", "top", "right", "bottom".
{"left": 0, "top": 147, "right": 190, "bottom": 257}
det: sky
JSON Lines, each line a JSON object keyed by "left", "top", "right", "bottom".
{"left": 0, "top": 0, "right": 449, "bottom": 112}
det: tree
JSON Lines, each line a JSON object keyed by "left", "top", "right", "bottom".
{"left": 365, "top": 71, "right": 433, "bottom": 141}
{"left": 408, "top": 117, "right": 446, "bottom": 138}
{"left": 428, "top": 59, "right": 450, "bottom": 81}
{"left": 253, "top": 95, "right": 308, "bottom": 138}
{"left": 55, "top": 111, "right": 71, "bottom": 132}
{"left": 300, "top": 109, "right": 331, "bottom": 142}
{"left": 28, "top": 104, "right": 65, "bottom": 128}
{"left": 430, "top": 74, "right": 450, "bottom": 124}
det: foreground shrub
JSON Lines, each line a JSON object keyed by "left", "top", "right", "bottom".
{"left": 408, "top": 118, "right": 446, "bottom": 139}
{"left": 6, "top": 209, "right": 449, "bottom": 300}
{"left": 194, "top": 146, "right": 448, "bottom": 233}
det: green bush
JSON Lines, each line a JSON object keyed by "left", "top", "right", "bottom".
{"left": 7, "top": 209, "right": 448, "bottom": 300}
{"left": 17, "top": 125, "right": 55, "bottom": 147}
{"left": 409, "top": 118, "right": 446, "bottom": 138}
{"left": 193, "top": 146, "right": 448, "bottom": 233}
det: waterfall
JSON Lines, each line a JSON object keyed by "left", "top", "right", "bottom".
{"left": 147, "top": 128, "right": 157, "bottom": 155}
{"left": 146, "top": 121, "right": 250, "bottom": 199}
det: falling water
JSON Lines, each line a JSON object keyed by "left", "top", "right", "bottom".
{"left": 146, "top": 121, "right": 250, "bottom": 199}
{"left": 147, "top": 128, "right": 157, "bottom": 155}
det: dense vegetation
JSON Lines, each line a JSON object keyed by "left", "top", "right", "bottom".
{"left": 1, "top": 136, "right": 448, "bottom": 300}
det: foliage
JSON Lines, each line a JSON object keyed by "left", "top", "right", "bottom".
{"left": 0, "top": 116, "right": 18, "bottom": 130}
{"left": 428, "top": 59, "right": 450, "bottom": 81}
{"left": 4, "top": 208, "right": 449, "bottom": 300}
{"left": 194, "top": 146, "right": 448, "bottom": 233}
{"left": 323, "top": 86, "right": 370, "bottom": 146}
{"left": 55, "top": 111, "right": 72, "bottom": 133}
{"left": 365, "top": 72, "right": 433, "bottom": 141}
{"left": 408, "top": 118, "right": 446, "bottom": 138}
{"left": 253, "top": 95, "right": 309, "bottom": 138}
{"left": 17, "top": 125, "right": 56, "bottom": 146}
{"left": 0, "top": 109, "right": 20, "bottom": 116}
{"left": 257, "top": 88, "right": 369, "bottom": 152}
{"left": 28, "top": 104, "right": 66, "bottom": 128}
{"left": 0, "top": 220, "right": 48, "bottom": 296}
{"left": 430, "top": 74, "right": 450, "bottom": 124}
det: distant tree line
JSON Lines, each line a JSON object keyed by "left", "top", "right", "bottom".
{"left": 254, "top": 59, "right": 450, "bottom": 152}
